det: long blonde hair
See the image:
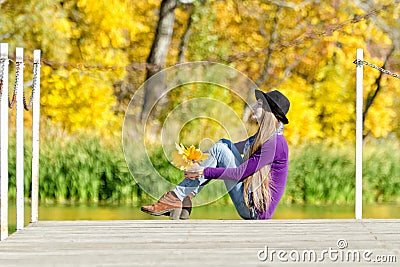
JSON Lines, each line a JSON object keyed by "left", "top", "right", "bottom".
{"left": 243, "top": 110, "right": 278, "bottom": 212}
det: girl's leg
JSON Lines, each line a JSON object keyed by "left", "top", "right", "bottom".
{"left": 173, "top": 139, "right": 257, "bottom": 219}
{"left": 216, "top": 140, "right": 257, "bottom": 219}
{"left": 173, "top": 139, "right": 242, "bottom": 200}
{"left": 223, "top": 181, "right": 257, "bottom": 219}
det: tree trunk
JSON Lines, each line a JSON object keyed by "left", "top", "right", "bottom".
{"left": 243, "top": 6, "right": 281, "bottom": 122}
{"left": 141, "top": 0, "right": 178, "bottom": 122}
{"left": 177, "top": 4, "right": 194, "bottom": 64}
{"left": 362, "top": 45, "right": 395, "bottom": 137}
{"left": 255, "top": 6, "right": 281, "bottom": 87}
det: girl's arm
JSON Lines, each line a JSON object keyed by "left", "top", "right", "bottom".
{"left": 204, "top": 136, "right": 277, "bottom": 182}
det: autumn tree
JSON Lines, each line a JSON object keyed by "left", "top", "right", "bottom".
{"left": 0, "top": 0, "right": 398, "bottom": 144}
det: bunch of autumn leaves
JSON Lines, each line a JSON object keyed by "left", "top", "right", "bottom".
{"left": 172, "top": 143, "right": 209, "bottom": 171}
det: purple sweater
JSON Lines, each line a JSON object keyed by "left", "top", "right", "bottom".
{"left": 203, "top": 134, "right": 289, "bottom": 219}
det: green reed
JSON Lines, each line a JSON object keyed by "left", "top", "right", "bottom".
{"left": 8, "top": 136, "right": 143, "bottom": 205}
{"left": 6, "top": 136, "right": 400, "bottom": 205}
{"left": 283, "top": 141, "right": 400, "bottom": 205}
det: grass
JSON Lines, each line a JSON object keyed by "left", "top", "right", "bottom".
{"left": 6, "top": 134, "right": 400, "bottom": 205}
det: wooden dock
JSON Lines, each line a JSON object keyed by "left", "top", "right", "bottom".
{"left": 0, "top": 219, "right": 399, "bottom": 266}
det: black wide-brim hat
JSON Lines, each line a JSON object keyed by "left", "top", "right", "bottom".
{"left": 255, "top": 89, "right": 290, "bottom": 124}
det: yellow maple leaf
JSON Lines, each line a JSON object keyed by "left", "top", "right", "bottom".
{"left": 172, "top": 143, "right": 209, "bottom": 170}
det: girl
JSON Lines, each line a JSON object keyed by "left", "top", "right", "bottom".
{"left": 141, "top": 90, "right": 290, "bottom": 220}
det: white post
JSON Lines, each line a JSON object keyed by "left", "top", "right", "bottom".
{"left": 0, "top": 43, "right": 9, "bottom": 240}
{"left": 16, "top": 48, "right": 24, "bottom": 230}
{"left": 355, "top": 49, "right": 363, "bottom": 220}
{"left": 31, "top": 50, "right": 41, "bottom": 223}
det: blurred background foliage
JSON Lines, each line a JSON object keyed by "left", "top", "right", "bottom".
{"left": 0, "top": 0, "right": 399, "bottom": 204}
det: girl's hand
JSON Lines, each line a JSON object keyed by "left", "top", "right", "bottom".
{"left": 184, "top": 163, "right": 205, "bottom": 180}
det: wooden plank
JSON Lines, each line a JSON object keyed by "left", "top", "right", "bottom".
{"left": 0, "top": 220, "right": 398, "bottom": 266}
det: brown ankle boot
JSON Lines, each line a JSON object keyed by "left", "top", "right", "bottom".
{"left": 141, "top": 191, "right": 182, "bottom": 219}
{"left": 162, "top": 193, "right": 194, "bottom": 220}
{"left": 180, "top": 193, "right": 194, "bottom": 220}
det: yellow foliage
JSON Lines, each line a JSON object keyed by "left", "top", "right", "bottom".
{"left": 1, "top": 0, "right": 399, "bottom": 145}
{"left": 277, "top": 76, "right": 321, "bottom": 145}
{"left": 172, "top": 143, "right": 209, "bottom": 170}
{"left": 41, "top": 69, "right": 120, "bottom": 139}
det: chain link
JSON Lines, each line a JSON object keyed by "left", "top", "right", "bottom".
{"left": 23, "top": 62, "right": 39, "bottom": 111}
{"left": 0, "top": 58, "right": 6, "bottom": 101}
{"left": 9, "top": 62, "right": 23, "bottom": 109}
{"left": 353, "top": 59, "right": 400, "bottom": 79}
{"left": 0, "top": 58, "right": 38, "bottom": 111}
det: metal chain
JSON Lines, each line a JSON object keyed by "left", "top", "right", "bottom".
{"left": 353, "top": 59, "right": 400, "bottom": 79}
{"left": 0, "top": 58, "right": 5, "bottom": 101}
{"left": 9, "top": 62, "right": 22, "bottom": 109}
{"left": 24, "top": 62, "right": 39, "bottom": 111}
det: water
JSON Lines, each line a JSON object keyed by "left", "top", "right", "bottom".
{"left": 7, "top": 202, "right": 400, "bottom": 234}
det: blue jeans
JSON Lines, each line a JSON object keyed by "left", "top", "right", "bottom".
{"left": 173, "top": 139, "right": 257, "bottom": 219}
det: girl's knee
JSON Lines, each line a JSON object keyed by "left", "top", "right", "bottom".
{"left": 210, "top": 140, "right": 231, "bottom": 154}
{"left": 218, "top": 138, "right": 233, "bottom": 147}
